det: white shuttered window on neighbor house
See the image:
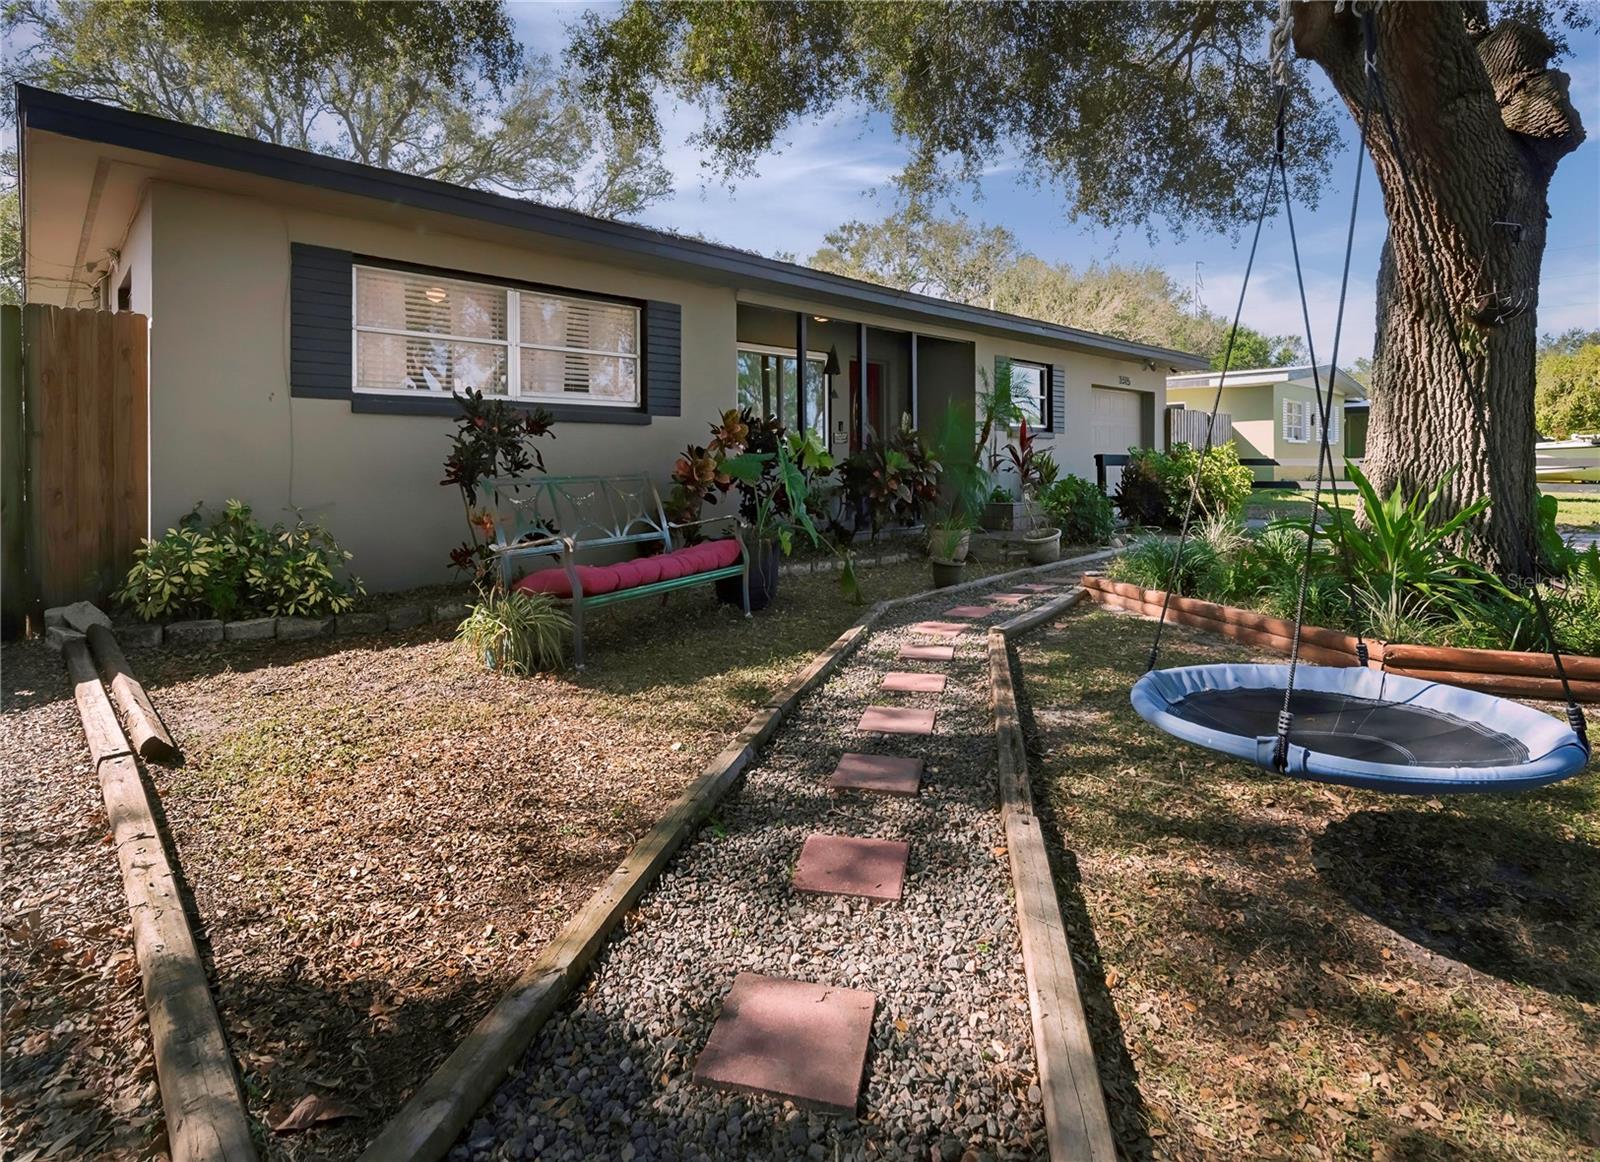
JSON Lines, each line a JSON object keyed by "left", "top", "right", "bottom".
{"left": 1282, "top": 397, "right": 1340, "bottom": 446}
{"left": 353, "top": 265, "right": 640, "bottom": 406}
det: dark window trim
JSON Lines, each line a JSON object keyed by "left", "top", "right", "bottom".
{"left": 346, "top": 252, "right": 656, "bottom": 424}
{"left": 1010, "top": 357, "right": 1053, "bottom": 432}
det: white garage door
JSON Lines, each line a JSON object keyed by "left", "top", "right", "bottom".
{"left": 1091, "top": 387, "right": 1145, "bottom": 488}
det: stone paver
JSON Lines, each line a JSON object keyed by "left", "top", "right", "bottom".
{"left": 987, "top": 592, "right": 1029, "bottom": 604}
{"left": 881, "top": 671, "right": 947, "bottom": 693}
{"left": 857, "top": 706, "right": 936, "bottom": 735}
{"left": 909, "top": 620, "right": 966, "bottom": 638}
{"left": 792, "top": 833, "right": 910, "bottom": 902}
{"left": 692, "top": 973, "right": 876, "bottom": 1114}
{"left": 898, "top": 642, "right": 956, "bottom": 661}
{"left": 943, "top": 605, "right": 1001, "bottom": 619}
{"left": 827, "top": 752, "right": 923, "bottom": 796}
{"left": 1015, "top": 582, "right": 1060, "bottom": 592}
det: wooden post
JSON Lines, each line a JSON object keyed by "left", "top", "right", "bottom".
{"left": 86, "top": 622, "right": 180, "bottom": 762}
{"left": 856, "top": 322, "right": 869, "bottom": 444}
{"left": 794, "top": 312, "right": 809, "bottom": 433}
{"left": 63, "top": 640, "right": 256, "bottom": 1162}
{"left": 1, "top": 303, "right": 32, "bottom": 636}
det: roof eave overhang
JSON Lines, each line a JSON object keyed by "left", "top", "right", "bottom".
{"left": 17, "top": 84, "right": 1208, "bottom": 369}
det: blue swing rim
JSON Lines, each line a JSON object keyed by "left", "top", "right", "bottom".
{"left": 1130, "top": 663, "right": 1590, "bottom": 794}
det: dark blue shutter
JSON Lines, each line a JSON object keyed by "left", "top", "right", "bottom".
{"left": 645, "top": 300, "right": 681, "bottom": 417}
{"left": 1050, "top": 364, "right": 1066, "bottom": 433}
{"left": 290, "top": 244, "right": 352, "bottom": 399}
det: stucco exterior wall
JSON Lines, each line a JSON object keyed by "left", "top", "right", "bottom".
{"left": 972, "top": 335, "right": 1167, "bottom": 485}
{"left": 145, "top": 181, "right": 738, "bottom": 589}
{"left": 113, "top": 192, "right": 153, "bottom": 315}
{"left": 1272, "top": 381, "right": 1349, "bottom": 481}
{"left": 1169, "top": 381, "right": 1349, "bottom": 482}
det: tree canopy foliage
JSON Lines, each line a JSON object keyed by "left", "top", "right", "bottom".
{"left": 572, "top": 0, "right": 1342, "bottom": 234}
{"left": 0, "top": 0, "right": 672, "bottom": 302}
{"left": 805, "top": 196, "right": 1302, "bottom": 368}
{"left": 1534, "top": 330, "right": 1600, "bottom": 438}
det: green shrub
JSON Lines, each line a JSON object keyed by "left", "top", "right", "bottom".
{"left": 457, "top": 589, "right": 571, "bottom": 674}
{"left": 1112, "top": 442, "right": 1252, "bottom": 528}
{"left": 1112, "top": 449, "right": 1170, "bottom": 526}
{"left": 1108, "top": 533, "right": 1221, "bottom": 597}
{"left": 1160, "top": 441, "right": 1253, "bottom": 520}
{"left": 117, "top": 500, "right": 364, "bottom": 622}
{"left": 1039, "top": 475, "right": 1114, "bottom": 545}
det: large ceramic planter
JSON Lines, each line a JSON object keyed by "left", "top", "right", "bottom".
{"left": 929, "top": 557, "right": 966, "bottom": 589}
{"left": 1024, "top": 527, "right": 1062, "bottom": 565}
{"left": 717, "top": 542, "right": 782, "bottom": 611}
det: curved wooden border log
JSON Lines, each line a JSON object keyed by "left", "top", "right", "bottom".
{"left": 62, "top": 640, "right": 256, "bottom": 1162}
{"left": 1081, "top": 574, "right": 1600, "bottom": 702}
{"left": 86, "top": 622, "right": 180, "bottom": 762}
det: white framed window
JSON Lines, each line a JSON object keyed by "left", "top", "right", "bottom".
{"left": 1282, "top": 398, "right": 1308, "bottom": 443}
{"left": 1009, "top": 359, "right": 1051, "bottom": 430}
{"left": 352, "top": 264, "right": 640, "bottom": 407}
{"left": 735, "top": 344, "right": 828, "bottom": 441}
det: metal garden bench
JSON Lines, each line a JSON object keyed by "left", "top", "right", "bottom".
{"left": 486, "top": 474, "right": 749, "bottom": 667}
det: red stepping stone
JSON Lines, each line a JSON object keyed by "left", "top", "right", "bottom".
{"left": 899, "top": 643, "right": 955, "bottom": 661}
{"left": 827, "top": 753, "right": 923, "bottom": 796}
{"left": 858, "top": 706, "right": 936, "bottom": 735}
{"left": 693, "top": 973, "right": 876, "bottom": 1114}
{"left": 1015, "top": 582, "right": 1060, "bottom": 592}
{"left": 910, "top": 620, "right": 966, "bottom": 638}
{"left": 881, "top": 671, "right": 946, "bottom": 693}
{"left": 944, "top": 604, "right": 1001, "bottom": 618}
{"left": 792, "top": 833, "right": 910, "bottom": 901}
{"left": 988, "top": 592, "right": 1029, "bottom": 604}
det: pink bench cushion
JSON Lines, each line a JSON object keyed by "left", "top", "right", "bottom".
{"left": 514, "top": 538, "right": 741, "bottom": 599}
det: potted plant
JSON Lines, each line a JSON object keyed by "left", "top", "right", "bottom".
{"left": 981, "top": 483, "right": 1029, "bottom": 531}
{"left": 719, "top": 434, "right": 832, "bottom": 611}
{"left": 1004, "top": 422, "right": 1062, "bottom": 563}
{"left": 929, "top": 554, "right": 966, "bottom": 588}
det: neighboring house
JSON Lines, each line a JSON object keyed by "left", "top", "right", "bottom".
{"left": 1165, "top": 365, "right": 1367, "bottom": 483}
{"left": 18, "top": 86, "right": 1208, "bottom": 589}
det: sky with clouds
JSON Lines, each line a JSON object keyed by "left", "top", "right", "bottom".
{"left": 518, "top": 2, "right": 1599, "bottom": 363}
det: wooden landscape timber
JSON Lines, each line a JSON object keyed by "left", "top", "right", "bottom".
{"left": 86, "top": 622, "right": 181, "bottom": 762}
{"left": 1080, "top": 574, "right": 1600, "bottom": 702}
{"left": 62, "top": 639, "right": 256, "bottom": 1162}
{"left": 987, "top": 586, "right": 1119, "bottom": 1162}
{"left": 364, "top": 547, "right": 1123, "bottom": 1160}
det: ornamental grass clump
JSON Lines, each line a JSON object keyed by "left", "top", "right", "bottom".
{"left": 457, "top": 589, "right": 570, "bottom": 675}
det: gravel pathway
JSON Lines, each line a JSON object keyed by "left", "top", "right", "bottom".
{"left": 454, "top": 576, "right": 1084, "bottom": 1162}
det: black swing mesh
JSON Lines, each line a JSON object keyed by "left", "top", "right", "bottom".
{"left": 1172, "top": 688, "right": 1531, "bottom": 768}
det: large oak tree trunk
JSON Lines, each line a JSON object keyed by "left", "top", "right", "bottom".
{"left": 1291, "top": 2, "right": 1584, "bottom": 577}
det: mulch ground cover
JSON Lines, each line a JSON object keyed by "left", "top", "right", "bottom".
{"left": 1, "top": 557, "right": 1002, "bottom": 1160}
{"left": 1018, "top": 609, "right": 1600, "bottom": 1160}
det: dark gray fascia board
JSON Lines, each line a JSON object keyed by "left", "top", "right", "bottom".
{"left": 17, "top": 83, "right": 1209, "bottom": 369}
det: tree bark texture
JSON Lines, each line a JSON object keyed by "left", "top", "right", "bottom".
{"left": 1291, "top": 1, "right": 1584, "bottom": 576}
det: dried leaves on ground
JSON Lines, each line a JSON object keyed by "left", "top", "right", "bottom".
{"left": 1020, "top": 609, "right": 1600, "bottom": 1160}
{"left": 3, "top": 557, "right": 993, "bottom": 1160}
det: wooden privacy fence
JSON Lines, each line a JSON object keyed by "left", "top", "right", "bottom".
{"left": 2, "top": 304, "right": 149, "bottom": 633}
{"left": 1166, "top": 406, "right": 1232, "bottom": 448}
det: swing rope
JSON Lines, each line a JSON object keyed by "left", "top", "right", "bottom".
{"left": 1145, "top": 85, "right": 1287, "bottom": 674}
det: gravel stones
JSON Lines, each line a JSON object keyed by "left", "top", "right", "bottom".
{"left": 462, "top": 578, "right": 1066, "bottom": 1161}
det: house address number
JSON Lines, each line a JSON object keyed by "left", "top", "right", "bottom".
{"left": 1118, "top": 375, "right": 1132, "bottom": 385}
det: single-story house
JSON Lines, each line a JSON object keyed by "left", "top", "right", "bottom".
{"left": 1165, "top": 364, "right": 1367, "bottom": 483}
{"left": 18, "top": 85, "right": 1208, "bottom": 589}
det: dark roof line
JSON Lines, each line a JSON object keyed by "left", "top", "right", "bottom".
{"left": 16, "top": 84, "right": 1206, "bottom": 367}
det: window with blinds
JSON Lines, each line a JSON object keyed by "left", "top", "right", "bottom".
{"left": 352, "top": 264, "right": 640, "bottom": 406}
{"left": 1282, "top": 398, "right": 1308, "bottom": 443}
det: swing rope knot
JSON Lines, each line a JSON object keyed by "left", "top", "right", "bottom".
{"left": 1272, "top": 710, "right": 1295, "bottom": 772}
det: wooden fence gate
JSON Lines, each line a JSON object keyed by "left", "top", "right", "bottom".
{"left": 2, "top": 304, "right": 149, "bottom": 634}
{"left": 1166, "top": 405, "right": 1233, "bottom": 448}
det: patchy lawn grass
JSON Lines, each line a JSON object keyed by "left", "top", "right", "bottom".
{"left": 1017, "top": 608, "right": 1599, "bottom": 1160}
{"left": 1243, "top": 493, "right": 1318, "bottom": 523}
{"left": 6, "top": 553, "right": 1025, "bottom": 1161}
{"left": 1542, "top": 490, "right": 1600, "bottom": 532}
